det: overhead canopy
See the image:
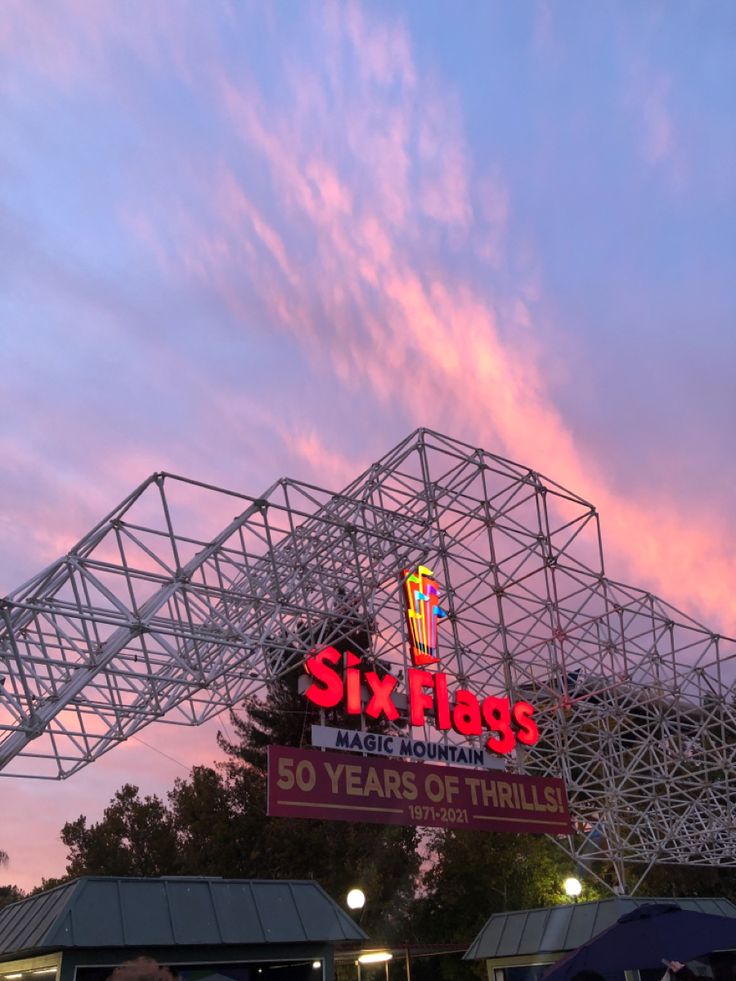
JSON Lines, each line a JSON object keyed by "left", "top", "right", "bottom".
{"left": 0, "top": 877, "right": 366, "bottom": 960}
{"left": 2, "top": 429, "right": 736, "bottom": 882}
{"left": 464, "top": 896, "right": 736, "bottom": 961}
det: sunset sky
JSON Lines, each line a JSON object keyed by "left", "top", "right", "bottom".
{"left": 1, "top": 1, "right": 735, "bottom": 891}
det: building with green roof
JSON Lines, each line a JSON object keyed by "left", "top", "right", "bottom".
{"left": 465, "top": 896, "right": 736, "bottom": 981}
{"left": 0, "top": 877, "right": 366, "bottom": 981}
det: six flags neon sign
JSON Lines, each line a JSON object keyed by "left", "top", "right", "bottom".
{"left": 303, "top": 565, "right": 539, "bottom": 756}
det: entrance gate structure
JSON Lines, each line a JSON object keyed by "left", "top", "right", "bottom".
{"left": 1, "top": 430, "right": 735, "bottom": 891}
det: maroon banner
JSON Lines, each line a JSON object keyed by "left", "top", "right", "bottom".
{"left": 268, "top": 745, "right": 572, "bottom": 835}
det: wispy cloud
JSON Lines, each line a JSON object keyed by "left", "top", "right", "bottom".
{"left": 175, "top": 7, "right": 731, "bottom": 627}
{"left": 1, "top": 0, "right": 733, "bottom": 633}
{"left": 625, "top": 60, "right": 687, "bottom": 189}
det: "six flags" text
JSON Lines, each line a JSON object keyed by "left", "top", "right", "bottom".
{"left": 303, "top": 646, "right": 539, "bottom": 755}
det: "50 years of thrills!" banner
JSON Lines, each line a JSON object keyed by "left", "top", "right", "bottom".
{"left": 267, "top": 745, "right": 572, "bottom": 835}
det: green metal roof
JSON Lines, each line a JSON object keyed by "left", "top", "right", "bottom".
{"left": 465, "top": 896, "right": 736, "bottom": 961}
{"left": 0, "top": 877, "right": 367, "bottom": 959}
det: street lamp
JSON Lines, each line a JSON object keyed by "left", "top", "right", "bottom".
{"left": 358, "top": 952, "right": 393, "bottom": 981}
{"left": 564, "top": 877, "right": 582, "bottom": 901}
{"left": 347, "top": 888, "right": 366, "bottom": 911}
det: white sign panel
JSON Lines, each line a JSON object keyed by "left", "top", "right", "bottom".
{"left": 311, "top": 724, "right": 505, "bottom": 770}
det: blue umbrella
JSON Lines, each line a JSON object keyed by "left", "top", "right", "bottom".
{"left": 543, "top": 903, "right": 736, "bottom": 981}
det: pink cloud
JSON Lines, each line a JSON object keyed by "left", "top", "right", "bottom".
{"left": 625, "top": 62, "right": 687, "bottom": 189}
{"left": 0, "top": 0, "right": 215, "bottom": 97}
{"left": 417, "top": 93, "right": 472, "bottom": 229}
{"left": 160, "top": 11, "right": 730, "bottom": 633}
{"left": 3, "top": 0, "right": 724, "bottom": 635}
{"left": 337, "top": 1, "right": 416, "bottom": 90}
{"left": 189, "top": 181, "right": 732, "bottom": 638}
{"left": 280, "top": 430, "right": 363, "bottom": 491}
{"left": 0, "top": 1, "right": 99, "bottom": 91}
{"left": 217, "top": 172, "right": 299, "bottom": 286}
{"left": 642, "top": 85, "right": 674, "bottom": 166}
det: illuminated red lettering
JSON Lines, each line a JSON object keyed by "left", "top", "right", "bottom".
{"left": 482, "top": 695, "right": 515, "bottom": 755}
{"left": 303, "top": 647, "right": 540, "bottom": 753}
{"left": 364, "top": 672, "right": 400, "bottom": 721}
{"left": 452, "top": 689, "right": 482, "bottom": 736}
{"left": 408, "top": 669, "right": 435, "bottom": 726}
{"left": 433, "top": 671, "right": 452, "bottom": 731}
{"left": 304, "top": 647, "right": 343, "bottom": 708}
{"left": 345, "top": 652, "right": 362, "bottom": 714}
{"left": 513, "top": 700, "right": 539, "bottom": 746}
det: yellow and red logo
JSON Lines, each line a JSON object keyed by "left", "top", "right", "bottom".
{"left": 402, "top": 565, "right": 447, "bottom": 667}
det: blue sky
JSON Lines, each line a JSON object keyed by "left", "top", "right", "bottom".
{"left": 1, "top": 0, "right": 734, "bottom": 888}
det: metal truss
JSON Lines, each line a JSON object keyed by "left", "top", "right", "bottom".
{"left": 1, "top": 430, "right": 735, "bottom": 882}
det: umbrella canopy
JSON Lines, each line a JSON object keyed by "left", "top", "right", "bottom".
{"left": 543, "top": 903, "right": 736, "bottom": 981}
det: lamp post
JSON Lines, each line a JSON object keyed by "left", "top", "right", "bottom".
{"left": 347, "top": 889, "right": 367, "bottom": 981}
{"left": 564, "top": 877, "right": 582, "bottom": 902}
{"left": 347, "top": 888, "right": 366, "bottom": 912}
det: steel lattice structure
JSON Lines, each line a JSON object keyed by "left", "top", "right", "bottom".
{"left": 1, "top": 430, "right": 735, "bottom": 886}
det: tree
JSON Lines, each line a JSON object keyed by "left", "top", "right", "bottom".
{"left": 410, "top": 829, "right": 605, "bottom": 981}
{"left": 170, "top": 647, "right": 420, "bottom": 941}
{"left": 61, "top": 784, "right": 180, "bottom": 877}
{"left": 630, "top": 861, "right": 736, "bottom": 901}
{"left": 0, "top": 885, "right": 25, "bottom": 908}
{"left": 0, "top": 850, "right": 27, "bottom": 908}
